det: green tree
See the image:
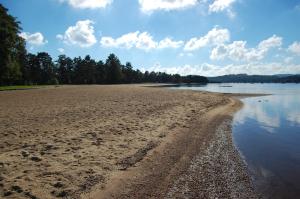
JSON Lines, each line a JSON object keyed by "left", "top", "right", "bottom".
{"left": 95, "top": 60, "right": 106, "bottom": 84}
{"left": 73, "top": 56, "right": 83, "bottom": 84}
{"left": 0, "top": 4, "right": 27, "bottom": 85}
{"left": 105, "top": 54, "right": 122, "bottom": 84}
{"left": 133, "top": 69, "right": 143, "bottom": 83}
{"left": 83, "top": 55, "right": 97, "bottom": 84}
{"left": 172, "top": 74, "right": 181, "bottom": 83}
{"left": 23, "top": 53, "right": 37, "bottom": 84}
{"left": 57, "top": 55, "right": 73, "bottom": 84}
{"left": 73, "top": 55, "right": 97, "bottom": 84}
{"left": 122, "top": 62, "right": 135, "bottom": 83}
{"left": 36, "top": 52, "right": 57, "bottom": 84}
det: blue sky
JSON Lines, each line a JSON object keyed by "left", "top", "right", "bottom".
{"left": 2, "top": 0, "right": 300, "bottom": 76}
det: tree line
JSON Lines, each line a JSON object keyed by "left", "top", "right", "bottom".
{"left": 0, "top": 4, "right": 208, "bottom": 86}
{"left": 208, "top": 74, "right": 300, "bottom": 83}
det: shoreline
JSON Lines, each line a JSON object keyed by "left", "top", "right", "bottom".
{"left": 86, "top": 90, "right": 258, "bottom": 199}
{"left": 0, "top": 85, "right": 259, "bottom": 198}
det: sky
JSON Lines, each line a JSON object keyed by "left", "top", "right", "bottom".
{"left": 2, "top": 0, "right": 300, "bottom": 76}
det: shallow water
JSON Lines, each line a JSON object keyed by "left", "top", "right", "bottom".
{"left": 174, "top": 83, "right": 300, "bottom": 199}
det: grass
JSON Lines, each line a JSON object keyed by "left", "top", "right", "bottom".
{"left": 0, "top": 85, "right": 42, "bottom": 91}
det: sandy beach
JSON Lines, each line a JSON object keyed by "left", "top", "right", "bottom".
{"left": 0, "top": 85, "right": 258, "bottom": 199}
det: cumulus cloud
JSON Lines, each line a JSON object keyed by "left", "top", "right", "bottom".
{"left": 210, "top": 35, "right": 282, "bottom": 62}
{"left": 56, "top": 34, "right": 64, "bottom": 40}
{"left": 184, "top": 27, "right": 230, "bottom": 51}
{"left": 284, "top": 57, "right": 293, "bottom": 64}
{"left": 100, "top": 31, "right": 156, "bottom": 50}
{"left": 209, "top": 0, "right": 236, "bottom": 12}
{"left": 101, "top": 32, "right": 139, "bottom": 49}
{"left": 59, "top": 0, "right": 112, "bottom": 9}
{"left": 209, "top": 0, "right": 236, "bottom": 17}
{"left": 179, "top": 52, "right": 194, "bottom": 57}
{"left": 227, "top": 41, "right": 265, "bottom": 61}
{"left": 288, "top": 41, "right": 300, "bottom": 56}
{"left": 139, "top": 0, "right": 198, "bottom": 13}
{"left": 100, "top": 31, "right": 183, "bottom": 50}
{"left": 57, "top": 20, "right": 97, "bottom": 47}
{"left": 138, "top": 0, "right": 236, "bottom": 17}
{"left": 210, "top": 44, "right": 227, "bottom": 60}
{"left": 19, "top": 32, "right": 47, "bottom": 46}
{"left": 146, "top": 62, "right": 300, "bottom": 76}
{"left": 158, "top": 37, "right": 184, "bottom": 49}
{"left": 258, "top": 35, "right": 282, "bottom": 51}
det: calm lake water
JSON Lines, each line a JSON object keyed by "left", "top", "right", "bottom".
{"left": 175, "top": 83, "right": 300, "bottom": 199}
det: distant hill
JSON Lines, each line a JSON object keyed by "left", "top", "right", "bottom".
{"left": 274, "top": 75, "right": 300, "bottom": 83}
{"left": 182, "top": 75, "right": 208, "bottom": 84}
{"left": 208, "top": 74, "right": 300, "bottom": 83}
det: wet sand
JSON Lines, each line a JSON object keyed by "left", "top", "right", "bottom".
{"left": 0, "top": 85, "right": 258, "bottom": 198}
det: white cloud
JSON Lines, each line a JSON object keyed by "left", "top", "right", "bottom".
{"left": 19, "top": 32, "right": 47, "bottom": 46}
{"left": 57, "top": 20, "right": 97, "bottom": 47}
{"left": 138, "top": 0, "right": 236, "bottom": 17}
{"left": 158, "top": 37, "right": 184, "bottom": 49}
{"left": 139, "top": 0, "right": 198, "bottom": 13}
{"left": 210, "top": 44, "right": 227, "bottom": 60}
{"left": 288, "top": 41, "right": 300, "bottom": 56}
{"left": 210, "top": 35, "right": 283, "bottom": 62}
{"left": 100, "top": 31, "right": 183, "bottom": 50}
{"left": 209, "top": 0, "right": 236, "bottom": 12}
{"left": 59, "top": 0, "right": 112, "bottom": 9}
{"left": 284, "top": 57, "right": 293, "bottom": 64}
{"left": 56, "top": 34, "right": 64, "bottom": 40}
{"left": 209, "top": 0, "right": 236, "bottom": 17}
{"left": 101, "top": 32, "right": 140, "bottom": 49}
{"left": 101, "top": 31, "right": 156, "bottom": 50}
{"left": 184, "top": 27, "right": 230, "bottom": 51}
{"left": 57, "top": 48, "right": 65, "bottom": 53}
{"left": 258, "top": 35, "right": 282, "bottom": 51}
{"left": 135, "top": 32, "right": 158, "bottom": 50}
{"left": 227, "top": 41, "right": 264, "bottom": 62}
{"left": 145, "top": 62, "right": 300, "bottom": 76}
{"left": 179, "top": 52, "right": 193, "bottom": 57}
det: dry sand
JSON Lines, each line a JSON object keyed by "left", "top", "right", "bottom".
{"left": 0, "top": 85, "right": 258, "bottom": 199}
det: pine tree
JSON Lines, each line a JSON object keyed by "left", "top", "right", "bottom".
{"left": 0, "top": 4, "right": 26, "bottom": 85}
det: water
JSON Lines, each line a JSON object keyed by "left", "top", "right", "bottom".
{"left": 174, "top": 83, "right": 300, "bottom": 199}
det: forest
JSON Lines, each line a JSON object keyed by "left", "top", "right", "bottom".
{"left": 208, "top": 74, "right": 300, "bottom": 83}
{"left": 0, "top": 4, "right": 208, "bottom": 86}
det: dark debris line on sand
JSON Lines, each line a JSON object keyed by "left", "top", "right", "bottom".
{"left": 117, "top": 141, "right": 158, "bottom": 171}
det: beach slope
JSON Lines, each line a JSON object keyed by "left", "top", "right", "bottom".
{"left": 0, "top": 85, "right": 257, "bottom": 198}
